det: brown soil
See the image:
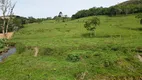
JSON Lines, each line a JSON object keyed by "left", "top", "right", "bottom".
{"left": 0, "top": 32, "right": 14, "bottom": 39}
{"left": 34, "top": 47, "right": 39, "bottom": 57}
{"left": 137, "top": 54, "right": 142, "bottom": 62}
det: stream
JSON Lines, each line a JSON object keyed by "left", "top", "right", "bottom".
{"left": 0, "top": 47, "right": 16, "bottom": 62}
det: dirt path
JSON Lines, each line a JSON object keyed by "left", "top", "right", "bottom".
{"left": 137, "top": 54, "right": 142, "bottom": 62}
{"left": 0, "top": 32, "right": 14, "bottom": 39}
{"left": 34, "top": 47, "right": 39, "bottom": 57}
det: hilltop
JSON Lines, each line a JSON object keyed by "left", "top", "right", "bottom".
{"left": 72, "top": 0, "right": 142, "bottom": 19}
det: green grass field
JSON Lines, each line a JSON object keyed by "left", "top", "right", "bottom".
{"left": 0, "top": 14, "right": 142, "bottom": 80}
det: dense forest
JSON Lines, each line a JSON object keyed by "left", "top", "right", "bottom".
{"left": 72, "top": 0, "right": 142, "bottom": 19}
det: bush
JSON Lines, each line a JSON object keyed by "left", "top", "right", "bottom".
{"left": 140, "top": 19, "right": 142, "bottom": 24}
{"left": 0, "top": 40, "right": 4, "bottom": 48}
{"left": 104, "top": 59, "right": 114, "bottom": 67}
{"left": 39, "top": 47, "right": 53, "bottom": 56}
{"left": 66, "top": 54, "right": 80, "bottom": 62}
{"left": 5, "top": 41, "right": 16, "bottom": 47}
{"left": 16, "top": 43, "right": 25, "bottom": 54}
{"left": 0, "top": 39, "right": 7, "bottom": 48}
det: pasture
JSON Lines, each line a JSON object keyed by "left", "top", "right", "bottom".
{"left": 0, "top": 14, "right": 142, "bottom": 80}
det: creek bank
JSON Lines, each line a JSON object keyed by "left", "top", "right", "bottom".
{"left": 0, "top": 47, "right": 16, "bottom": 62}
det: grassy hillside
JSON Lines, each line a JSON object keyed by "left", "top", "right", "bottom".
{"left": 0, "top": 14, "right": 142, "bottom": 80}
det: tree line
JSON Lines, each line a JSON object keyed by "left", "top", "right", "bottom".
{"left": 0, "top": 15, "right": 52, "bottom": 33}
{"left": 0, "top": 11, "right": 70, "bottom": 34}
{"left": 53, "top": 12, "right": 70, "bottom": 22}
{"left": 72, "top": 0, "right": 142, "bottom": 19}
{"left": 0, "top": 0, "right": 53, "bottom": 34}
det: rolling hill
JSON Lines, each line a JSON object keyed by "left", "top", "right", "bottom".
{"left": 0, "top": 14, "right": 141, "bottom": 80}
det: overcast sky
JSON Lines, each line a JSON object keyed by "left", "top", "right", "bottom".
{"left": 12, "top": 0, "right": 127, "bottom": 18}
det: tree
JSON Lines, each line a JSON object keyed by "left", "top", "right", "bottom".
{"left": 58, "top": 12, "right": 63, "bottom": 17}
{"left": 28, "top": 16, "right": 36, "bottom": 23}
{"left": 53, "top": 16, "right": 61, "bottom": 22}
{"left": 122, "top": 6, "right": 130, "bottom": 15}
{"left": 109, "top": 7, "right": 117, "bottom": 16}
{"left": 135, "top": 13, "right": 142, "bottom": 25}
{"left": 46, "top": 17, "right": 52, "bottom": 20}
{"left": 84, "top": 17, "right": 100, "bottom": 37}
{"left": 62, "top": 15, "right": 69, "bottom": 22}
{"left": 136, "top": 13, "right": 142, "bottom": 18}
{"left": 6, "top": 2, "right": 16, "bottom": 33}
{"left": 71, "top": 0, "right": 142, "bottom": 19}
{"left": 0, "top": 0, "right": 16, "bottom": 34}
{"left": 13, "top": 18, "right": 23, "bottom": 29}
{"left": 55, "top": 12, "right": 69, "bottom": 22}
{"left": 140, "top": 19, "right": 142, "bottom": 25}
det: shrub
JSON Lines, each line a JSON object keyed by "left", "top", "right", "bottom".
{"left": 140, "top": 19, "right": 142, "bottom": 25}
{"left": 0, "top": 40, "right": 4, "bottom": 48}
{"left": 0, "top": 39, "right": 7, "bottom": 48}
{"left": 16, "top": 43, "right": 25, "bottom": 54}
{"left": 104, "top": 59, "right": 114, "bottom": 67}
{"left": 5, "top": 41, "right": 16, "bottom": 47}
{"left": 66, "top": 54, "right": 80, "bottom": 62}
{"left": 39, "top": 47, "right": 53, "bottom": 56}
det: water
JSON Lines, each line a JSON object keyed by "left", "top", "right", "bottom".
{"left": 0, "top": 47, "right": 16, "bottom": 62}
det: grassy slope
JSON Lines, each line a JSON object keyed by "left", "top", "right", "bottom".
{"left": 0, "top": 14, "right": 142, "bottom": 80}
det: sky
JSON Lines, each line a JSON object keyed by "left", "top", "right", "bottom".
{"left": 12, "top": 0, "right": 127, "bottom": 18}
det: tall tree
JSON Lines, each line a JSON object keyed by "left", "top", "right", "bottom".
{"left": 6, "top": 2, "right": 16, "bottom": 33}
{"left": 0, "top": 0, "right": 16, "bottom": 34}
{"left": 58, "top": 12, "right": 63, "bottom": 17}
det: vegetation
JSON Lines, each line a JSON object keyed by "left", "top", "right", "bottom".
{"left": 0, "top": 0, "right": 52, "bottom": 34}
{"left": 0, "top": 14, "right": 141, "bottom": 80}
{"left": 15, "top": 43, "right": 26, "bottom": 54}
{"left": 84, "top": 17, "right": 100, "bottom": 37}
{"left": 141, "top": 19, "right": 142, "bottom": 24}
{"left": 0, "top": 39, "right": 8, "bottom": 52}
{"left": 54, "top": 12, "right": 70, "bottom": 22}
{"left": 72, "top": 0, "right": 142, "bottom": 19}
{"left": 0, "top": 0, "right": 142, "bottom": 80}
{"left": 0, "top": 39, "right": 5, "bottom": 48}
{"left": 0, "top": 15, "right": 54, "bottom": 33}
{"left": 0, "top": 0, "right": 16, "bottom": 34}
{"left": 136, "top": 13, "right": 142, "bottom": 25}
